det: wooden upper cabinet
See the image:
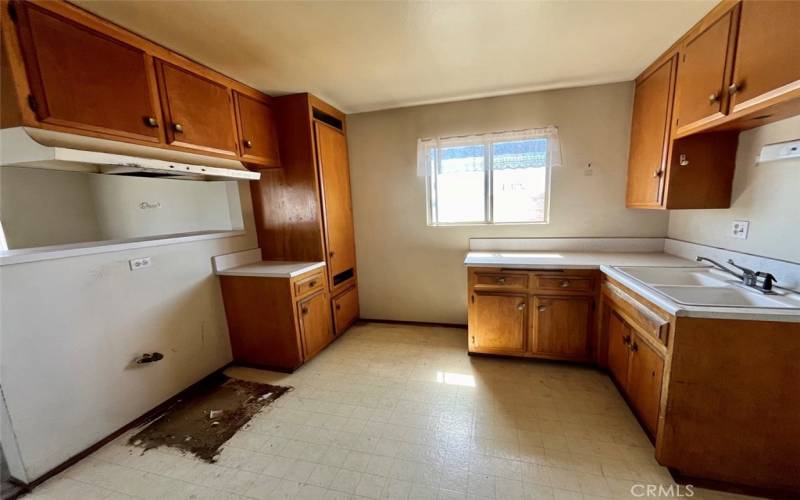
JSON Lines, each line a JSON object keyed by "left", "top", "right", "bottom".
{"left": 234, "top": 91, "right": 280, "bottom": 167}
{"left": 532, "top": 296, "right": 592, "bottom": 360}
{"left": 627, "top": 333, "right": 665, "bottom": 436}
{"left": 298, "top": 291, "right": 333, "bottom": 360}
{"left": 315, "top": 121, "right": 357, "bottom": 288}
{"left": 12, "top": 2, "right": 162, "bottom": 142}
{"left": 674, "top": 5, "right": 738, "bottom": 134}
{"left": 729, "top": 0, "right": 800, "bottom": 113}
{"left": 470, "top": 293, "right": 527, "bottom": 354}
{"left": 155, "top": 59, "right": 238, "bottom": 156}
{"left": 626, "top": 56, "right": 676, "bottom": 208}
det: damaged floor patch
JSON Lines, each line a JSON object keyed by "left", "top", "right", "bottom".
{"left": 128, "top": 374, "right": 290, "bottom": 462}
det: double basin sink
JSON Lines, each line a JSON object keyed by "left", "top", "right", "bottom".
{"left": 614, "top": 266, "right": 800, "bottom": 309}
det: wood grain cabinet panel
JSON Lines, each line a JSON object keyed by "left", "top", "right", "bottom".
{"left": 475, "top": 273, "right": 528, "bottom": 289}
{"left": 13, "top": 2, "right": 162, "bottom": 142}
{"left": 470, "top": 293, "right": 527, "bottom": 354}
{"left": 606, "top": 310, "right": 632, "bottom": 387}
{"left": 234, "top": 91, "right": 280, "bottom": 167}
{"left": 298, "top": 291, "right": 333, "bottom": 360}
{"left": 155, "top": 59, "right": 238, "bottom": 156}
{"left": 627, "top": 334, "right": 665, "bottom": 436}
{"left": 674, "top": 6, "right": 738, "bottom": 133}
{"left": 315, "top": 121, "right": 357, "bottom": 289}
{"left": 626, "top": 56, "right": 676, "bottom": 208}
{"left": 333, "top": 286, "right": 359, "bottom": 335}
{"left": 729, "top": 0, "right": 800, "bottom": 113}
{"left": 532, "top": 296, "right": 592, "bottom": 360}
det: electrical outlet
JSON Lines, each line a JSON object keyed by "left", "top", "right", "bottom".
{"left": 731, "top": 220, "right": 749, "bottom": 240}
{"left": 129, "top": 257, "right": 152, "bottom": 270}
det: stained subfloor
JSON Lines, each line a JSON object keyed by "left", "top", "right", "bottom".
{"left": 24, "top": 322, "right": 762, "bottom": 500}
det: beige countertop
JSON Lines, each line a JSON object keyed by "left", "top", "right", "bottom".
{"left": 216, "top": 260, "right": 325, "bottom": 278}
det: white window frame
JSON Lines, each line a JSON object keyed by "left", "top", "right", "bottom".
{"left": 421, "top": 129, "right": 557, "bottom": 226}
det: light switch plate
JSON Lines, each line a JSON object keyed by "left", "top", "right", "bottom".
{"left": 129, "top": 257, "right": 152, "bottom": 270}
{"left": 731, "top": 220, "right": 749, "bottom": 240}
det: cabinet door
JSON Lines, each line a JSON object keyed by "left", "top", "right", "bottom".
{"left": 674, "top": 7, "right": 737, "bottom": 133}
{"left": 14, "top": 2, "right": 161, "bottom": 142}
{"left": 729, "top": 0, "right": 800, "bottom": 113}
{"left": 627, "top": 334, "right": 665, "bottom": 436}
{"left": 298, "top": 291, "right": 333, "bottom": 361}
{"left": 469, "top": 293, "right": 527, "bottom": 354}
{"left": 626, "top": 56, "right": 676, "bottom": 208}
{"left": 315, "top": 122, "right": 357, "bottom": 287}
{"left": 532, "top": 296, "right": 592, "bottom": 360}
{"left": 606, "top": 310, "right": 632, "bottom": 388}
{"left": 155, "top": 60, "right": 238, "bottom": 156}
{"left": 333, "top": 286, "right": 359, "bottom": 335}
{"left": 234, "top": 92, "right": 280, "bottom": 166}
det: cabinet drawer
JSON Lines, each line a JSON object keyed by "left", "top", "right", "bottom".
{"left": 536, "top": 276, "right": 594, "bottom": 293}
{"left": 294, "top": 272, "right": 324, "bottom": 298}
{"left": 475, "top": 273, "right": 528, "bottom": 289}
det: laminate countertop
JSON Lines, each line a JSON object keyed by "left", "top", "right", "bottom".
{"left": 464, "top": 251, "right": 800, "bottom": 322}
{"left": 216, "top": 261, "right": 325, "bottom": 278}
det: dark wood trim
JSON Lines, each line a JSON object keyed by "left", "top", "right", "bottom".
{"left": 14, "top": 363, "right": 232, "bottom": 490}
{"left": 358, "top": 318, "right": 466, "bottom": 330}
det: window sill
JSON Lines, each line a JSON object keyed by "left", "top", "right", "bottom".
{"left": 0, "top": 230, "right": 247, "bottom": 267}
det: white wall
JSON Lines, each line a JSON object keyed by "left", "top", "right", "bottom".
{"left": 347, "top": 83, "right": 670, "bottom": 324}
{"left": 0, "top": 180, "right": 256, "bottom": 481}
{"left": 668, "top": 116, "right": 800, "bottom": 263}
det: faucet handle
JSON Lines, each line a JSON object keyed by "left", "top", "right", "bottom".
{"left": 756, "top": 272, "right": 778, "bottom": 291}
{"left": 727, "top": 259, "right": 755, "bottom": 276}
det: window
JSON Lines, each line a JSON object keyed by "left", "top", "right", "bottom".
{"left": 419, "top": 127, "right": 560, "bottom": 225}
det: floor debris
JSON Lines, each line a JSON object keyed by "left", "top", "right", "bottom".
{"left": 127, "top": 374, "right": 290, "bottom": 462}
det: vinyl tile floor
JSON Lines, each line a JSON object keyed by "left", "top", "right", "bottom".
{"left": 25, "top": 323, "right": 763, "bottom": 500}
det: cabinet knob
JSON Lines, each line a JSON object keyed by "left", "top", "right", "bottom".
{"left": 728, "top": 82, "right": 741, "bottom": 95}
{"left": 497, "top": 277, "right": 506, "bottom": 284}
{"left": 243, "top": 139, "right": 253, "bottom": 148}
{"left": 679, "top": 154, "right": 689, "bottom": 167}
{"left": 652, "top": 168, "right": 663, "bottom": 178}
{"left": 329, "top": 251, "right": 335, "bottom": 258}
{"left": 336, "top": 304, "right": 341, "bottom": 311}
{"left": 559, "top": 280, "right": 570, "bottom": 288}
{"left": 623, "top": 334, "right": 631, "bottom": 346}
{"left": 309, "top": 280, "right": 317, "bottom": 287}
{"left": 517, "top": 303, "right": 526, "bottom": 311}
{"left": 537, "top": 305, "right": 546, "bottom": 312}
{"left": 708, "top": 92, "right": 720, "bottom": 103}
{"left": 630, "top": 341, "right": 638, "bottom": 353}
{"left": 173, "top": 123, "right": 184, "bottom": 133}
{"left": 301, "top": 306, "right": 309, "bottom": 315}
{"left": 144, "top": 116, "right": 159, "bottom": 128}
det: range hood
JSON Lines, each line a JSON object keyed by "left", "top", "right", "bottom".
{"left": 0, "top": 127, "right": 260, "bottom": 181}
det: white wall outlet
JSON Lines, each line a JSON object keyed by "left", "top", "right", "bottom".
{"left": 731, "top": 220, "right": 749, "bottom": 239}
{"left": 129, "top": 257, "right": 152, "bottom": 270}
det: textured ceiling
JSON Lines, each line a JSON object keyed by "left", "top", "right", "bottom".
{"left": 75, "top": 0, "right": 716, "bottom": 114}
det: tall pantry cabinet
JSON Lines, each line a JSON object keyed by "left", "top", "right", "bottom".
{"left": 250, "top": 93, "right": 359, "bottom": 335}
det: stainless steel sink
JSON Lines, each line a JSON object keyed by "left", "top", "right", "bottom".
{"left": 614, "top": 266, "right": 800, "bottom": 309}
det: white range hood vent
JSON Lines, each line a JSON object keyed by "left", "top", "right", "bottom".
{"left": 0, "top": 127, "right": 260, "bottom": 181}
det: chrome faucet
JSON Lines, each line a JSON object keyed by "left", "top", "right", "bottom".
{"left": 696, "top": 256, "right": 779, "bottom": 293}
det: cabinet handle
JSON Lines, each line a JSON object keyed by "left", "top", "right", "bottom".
{"left": 336, "top": 304, "right": 341, "bottom": 311}
{"left": 329, "top": 251, "right": 335, "bottom": 258}
{"left": 679, "top": 154, "right": 689, "bottom": 167}
{"left": 623, "top": 334, "right": 631, "bottom": 346}
{"left": 173, "top": 123, "right": 184, "bottom": 133}
{"left": 301, "top": 306, "right": 309, "bottom": 315}
{"left": 537, "top": 305, "right": 546, "bottom": 312}
{"left": 652, "top": 168, "right": 663, "bottom": 178}
{"left": 630, "top": 341, "right": 638, "bottom": 353}
{"left": 144, "top": 117, "right": 159, "bottom": 128}
{"left": 517, "top": 303, "right": 526, "bottom": 311}
{"left": 309, "top": 280, "right": 317, "bottom": 287}
{"left": 243, "top": 139, "right": 253, "bottom": 148}
{"left": 728, "top": 82, "right": 741, "bottom": 95}
{"left": 708, "top": 92, "right": 719, "bottom": 103}
{"left": 497, "top": 277, "right": 506, "bottom": 284}
{"left": 559, "top": 280, "right": 570, "bottom": 288}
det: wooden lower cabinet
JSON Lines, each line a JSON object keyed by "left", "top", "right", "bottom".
{"left": 532, "top": 296, "right": 592, "bottom": 360}
{"left": 469, "top": 292, "right": 528, "bottom": 354}
{"left": 606, "top": 310, "right": 632, "bottom": 385}
{"left": 332, "top": 285, "right": 359, "bottom": 335}
{"left": 467, "top": 268, "right": 596, "bottom": 361}
{"left": 626, "top": 334, "right": 664, "bottom": 435}
{"left": 219, "top": 267, "right": 334, "bottom": 372}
